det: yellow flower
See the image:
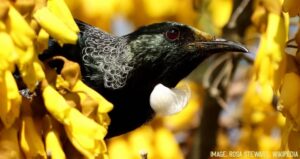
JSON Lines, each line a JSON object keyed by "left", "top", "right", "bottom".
{"left": 0, "top": 71, "right": 21, "bottom": 128}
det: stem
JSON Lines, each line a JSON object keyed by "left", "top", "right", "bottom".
{"left": 228, "top": 0, "right": 251, "bottom": 28}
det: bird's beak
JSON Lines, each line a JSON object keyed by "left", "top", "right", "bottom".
{"left": 194, "top": 38, "right": 248, "bottom": 53}
{"left": 187, "top": 29, "right": 248, "bottom": 54}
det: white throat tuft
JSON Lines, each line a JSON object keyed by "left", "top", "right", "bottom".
{"left": 150, "top": 83, "right": 190, "bottom": 115}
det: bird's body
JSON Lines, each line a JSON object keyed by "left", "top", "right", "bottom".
{"left": 40, "top": 20, "right": 247, "bottom": 138}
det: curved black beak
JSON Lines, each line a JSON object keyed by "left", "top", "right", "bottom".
{"left": 198, "top": 38, "right": 248, "bottom": 53}
{"left": 190, "top": 27, "right": 248, "bottom": 54}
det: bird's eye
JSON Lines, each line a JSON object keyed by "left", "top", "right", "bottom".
{"left": 165, "top": 28, "right": 180, "bottom": 41}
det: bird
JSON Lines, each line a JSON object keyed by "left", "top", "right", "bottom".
{"left": 40, "top": 20, "right": 248, "bottom": 138}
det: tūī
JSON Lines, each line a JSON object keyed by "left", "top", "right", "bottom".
{"left": 40, "top": 20, "right": 248, "bottom": 138}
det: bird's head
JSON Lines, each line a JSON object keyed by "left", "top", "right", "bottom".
{"left": 125, "top": 22, "right": 247, "bottom": 87}
{"left": 121, "top": 22, "right": 248, "bottom": 116}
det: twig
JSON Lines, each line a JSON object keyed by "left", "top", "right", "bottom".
{"left": 228, "top": 0, "right": 251, "bottom": 28}
{"left": 238, "top": 53, "right": 254, "bottom": 64}
{"left": 215, "top": 95, "right": 228, "bottom": 109}
{"left": 210, "top": 57, "right": 233, "bottom": 109}
{"left": 203, "top": 53, "right": 232, "bottom": 88}
{"left": 203, "top": 54, "right": 234, "bottom": 109}
{"left": 286, "top": 38, "right": 296, "bottom": 45}
{"left": 286, "top": 44, "right": 298, "bottom": 49}
{"left": 221, "top": 58, "right": 233, "bottom": 87}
